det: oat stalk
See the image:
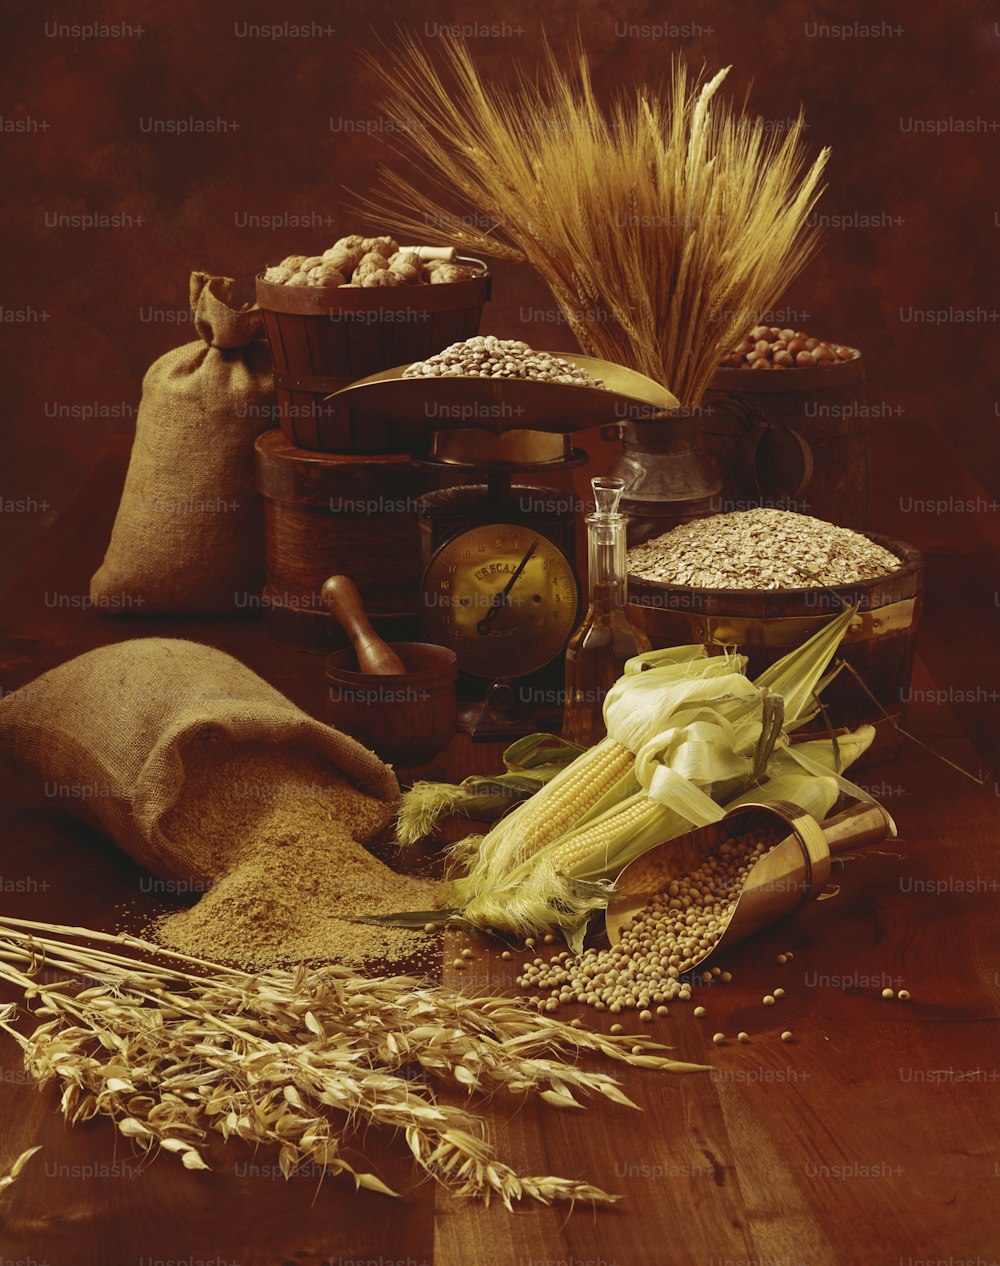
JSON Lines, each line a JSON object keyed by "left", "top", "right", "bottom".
{"left": 0, "top": 916, "right": 706, "bottom": 1209}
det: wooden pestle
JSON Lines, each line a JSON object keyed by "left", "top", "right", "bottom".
{"left": 320, "top": 576, "right": 408, "bottom": 675}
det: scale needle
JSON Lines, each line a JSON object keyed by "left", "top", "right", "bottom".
{"left": 476, "top": 538, "right": 539, "bottom": 635}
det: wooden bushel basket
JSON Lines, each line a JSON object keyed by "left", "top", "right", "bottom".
{"left": 628, "top": 534, "right": 923, "bottom": 762}
{"left": 706, "top": 353, "right": 871, "bottom": 530}
{"left": 256, "top": 259, "right": 491, "bottom": 455}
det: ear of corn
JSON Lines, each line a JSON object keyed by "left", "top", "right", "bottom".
{"left": 451, "top": 653, "right": 750, "bottom": 902}
{"left": 460, "top": 725, "right": 871, "bottom": 947}
{"left": 396, "top": 767, "right": 563, "bottom": 846}
{"left": 395, "top": 734, "right": 587, "bottom": 846}
{"left": 542, "top": 795, "right": 665, "bottom": 876}
{"left": 454, "top": 609, "right": 869, "bottom": 941}
{"left": 449, "top": 736, "right": 635, "bottom": 903}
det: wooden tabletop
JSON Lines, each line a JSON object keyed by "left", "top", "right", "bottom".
{"left": 0, "top": 424, "right": 998, "bottom": 1266}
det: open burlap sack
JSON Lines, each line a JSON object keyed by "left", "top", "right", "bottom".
{"left": 90, "top": 272, "right": 274, "bottom": 615}
{"left": 0, "top": 639, "right": 400, "bottom": 884}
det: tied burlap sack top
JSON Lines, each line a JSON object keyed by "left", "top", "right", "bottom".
{"left": 90, "top": 272, "right": 274, "bottom": 615}
{"left": 0, "top": 639, "right": 400, "bottom": 884}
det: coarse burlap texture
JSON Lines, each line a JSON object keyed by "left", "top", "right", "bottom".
{"left": 89, "top": 272, "right": 274, "bottom": 615}
{"left": 0, "top": 639, "right": 400, "bottom": 884}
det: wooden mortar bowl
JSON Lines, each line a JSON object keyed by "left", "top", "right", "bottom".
{"left": 324, "top": 642, "right": 458, "bottom": 766}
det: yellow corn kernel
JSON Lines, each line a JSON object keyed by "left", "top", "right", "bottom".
{"left": 545, "top": 797, "right": 661, "bottom": 874}
{"left": 516, "top": 738, "right": 633, "bottom": 856}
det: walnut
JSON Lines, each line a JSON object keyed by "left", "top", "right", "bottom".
{"left": 263, "top": 264, "right": 294, "bottom": 284}
{"left": 332, "top": 235, "right": 366, "bottom": 255}
{"left": 360, "top": 270, "right": 404, "bottom": 287}
{"left": 352, "top": 252, "right": 392, "bottom": 284}
{"left": 306, "top": 263, "right": 347, "bottom": 287}
{"left": 322, "top": 245, "right": 361, "bottom": 274}
{"left": 299, "top": 256, "right": 325, "bottom": 271}
{"left": 356, "top": 251, "right": 390, "bottom": 271}
{"left": 360, "top": 236, "right": 399, "bottom": 258}
{"left": 429, "top": 264, "right": 474, "bottom": 283}
{"left": 390, "top": 265, "right": 421, "bottom": 285}
{"left": 284, "top": 272, "right": 309, "bottom": 287}
{"left": 279, "top": 254, "right": 307, "bottom": 270}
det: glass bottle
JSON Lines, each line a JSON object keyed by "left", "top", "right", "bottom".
{"left": 562, "top": 476, "right": 651, "bottom": 745}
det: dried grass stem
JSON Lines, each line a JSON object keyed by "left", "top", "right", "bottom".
{"left": 0, "top": 916, "right": 705, "bottom": 1208}
{"left": 358, "top": 37, "right": 828, "bottom": 407}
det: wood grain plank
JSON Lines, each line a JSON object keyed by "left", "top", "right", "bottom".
{"left": 1, "top": 436, "right": 999, "bottom": 1265}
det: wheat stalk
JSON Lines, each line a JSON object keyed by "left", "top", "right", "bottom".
{"left": 355, "top": 36, "right": 828, "bottom": 407}
{"left": 0, "top": 916, "right": 705, "bottom": 1208}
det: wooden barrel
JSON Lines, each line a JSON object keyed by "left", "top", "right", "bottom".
{"left": 255, "top": 260, "right": 491, "bottom": 455}
{"left": 255, "top": 430, "right": 436, "bottom": 652}
{"left": 705, "top": 353, "right": 871, "bottom": 530}
{"left": 627, "top": 534, "right": 923, "bottom": 759}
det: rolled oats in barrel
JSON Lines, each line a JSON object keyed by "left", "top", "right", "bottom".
{"left": 628, "top": 508, "right": 901, "bottom": 590}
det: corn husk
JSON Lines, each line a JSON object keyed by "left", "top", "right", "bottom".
{"left": 464, "top": 724, "right": 873, "bottom": 949}
{"left": 454, "top": 609, "right": 860, "bottom": 941}
{"left": 395, "top": 735, "right": 586, "bottom": 846}
{"left": 397, "top": 765, "right": 567, "bottom": 845}
{"left": 451, "top": 648, "right": 743, "bottom": 900}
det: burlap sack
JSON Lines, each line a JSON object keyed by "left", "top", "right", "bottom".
{"left": 90, "top": 272, "right": 274, "bottom": 615}
{"left": 0, "top": 639, "right": 400, "bottom": 884}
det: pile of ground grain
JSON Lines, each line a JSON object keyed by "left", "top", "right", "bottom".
{"left": 150, "top": 741, "right": 439, "bottom": 971}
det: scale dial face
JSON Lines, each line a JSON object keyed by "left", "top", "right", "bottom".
{"left": 421, "top": 523, "right": 580, "bottom": 679}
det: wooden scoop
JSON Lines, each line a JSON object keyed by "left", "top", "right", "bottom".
{"left": 320, "top": 575, "right": 407, "bottom": 676}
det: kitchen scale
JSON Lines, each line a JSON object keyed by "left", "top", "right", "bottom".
{"left": 415, "top": 430, "right": 586, "bottom": 739}
{"left": 329, "top": 354, "right": 680, "bottom": 738}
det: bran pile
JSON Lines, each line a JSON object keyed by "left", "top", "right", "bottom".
{"left": 152, "top": 742, "right": 438, "bottom": 971}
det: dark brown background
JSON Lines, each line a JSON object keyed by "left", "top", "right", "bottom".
{"left": 1, "top": 0, "right": 997, "bottom": 589}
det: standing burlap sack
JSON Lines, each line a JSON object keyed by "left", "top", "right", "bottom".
{"left": 90, "top": 272, "right": 274, "bottom": 615}
{"left": 0, "top": 639, "right": 400, "bottom": 884}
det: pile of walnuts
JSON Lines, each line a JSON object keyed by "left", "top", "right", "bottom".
{"left": 262, "top": 236, "right": 475, "bottom": 289}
